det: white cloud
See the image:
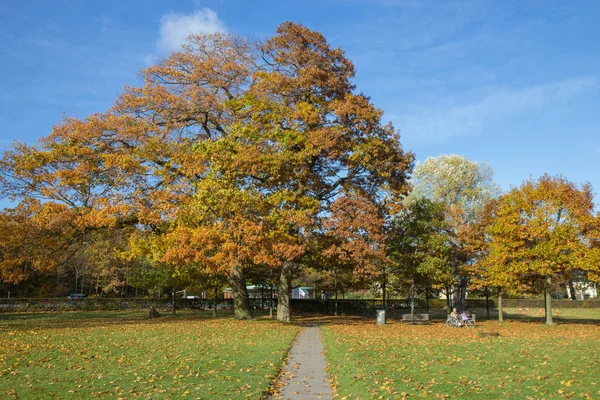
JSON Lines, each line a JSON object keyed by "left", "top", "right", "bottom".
{"left": 395, "top": 77, "right": 598, "bottom": 141}
{"left": 157, "top": 8, "right": 226, "bottom": 53}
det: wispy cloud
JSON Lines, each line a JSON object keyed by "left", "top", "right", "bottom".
{"left": 143, "top": 8, "right": 226, "bottom": 65}
{"left": 394, "top": 77, "right": 599, "bottom": 141}
{"left": 157, "top": 8, "right": 226, "bottom": 53}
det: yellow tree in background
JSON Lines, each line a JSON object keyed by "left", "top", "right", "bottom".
{"left": 484, "top": 175, "right": 600, "bottom": 325}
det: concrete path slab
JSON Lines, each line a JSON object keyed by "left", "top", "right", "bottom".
{"left": 277, "top": 325, "right": 333, "bottom": 400}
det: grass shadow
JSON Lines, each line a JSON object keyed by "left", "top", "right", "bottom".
{"left": 0, "top": 309, "right": 275, "bottom": 331}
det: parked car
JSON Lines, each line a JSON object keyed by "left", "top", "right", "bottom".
{"left": 67, "top": 293, "right": 86, "bottom": 299}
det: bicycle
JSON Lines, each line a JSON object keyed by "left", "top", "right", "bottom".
{"left": 446, "top": 313, "right": 476, "bottom": 328}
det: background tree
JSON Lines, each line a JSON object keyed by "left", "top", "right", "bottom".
{"left": 388, "top": 198, "right": 454, "bottom": 314}
{"left": 407, "top": 154, "right": 500, "bottom": 310}
{"left": 484, "top": 175, "right": 600, "bottom": 324}
{"left": 323, "top": 194, "right": 388, "bottom": 313}
{"left": 464, "top": 199, "right": 517, "bottom": 321}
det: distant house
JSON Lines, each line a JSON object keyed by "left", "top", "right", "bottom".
{"left": 223, "top": 285, "right": 276, "bottom": 299}
{"left": 223, "top": 285, "right": 314, "bottom": 299}
{"left": 292, "top": 287, "right": 313, "bottom": 299}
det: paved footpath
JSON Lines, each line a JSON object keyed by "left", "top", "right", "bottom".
{"left": 277, "top": 325, "right": 333, "bottom": 400}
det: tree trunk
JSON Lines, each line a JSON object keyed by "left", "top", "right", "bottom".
{"left": 334, "top": 269, "right": 339, "bottom": 316}
{"left": 452, "top": 285, "right": 459, "bottom": 310}
{"left": 498, "top": 287, "right": 504, "bottom": 323}
{"left": 230, "top": 265, "right": 252, "bottom": 320}
{"left": 172, "top": 288, "right": 176, "bottom": 315}
{"left": 260, "top": 285, "right": 264, "bottom": 310}
{"left": 212, "top": 281, "right": 218, "bottom": 318}
{"left": 277, "top": 262, "right": 293, "bottom": 322}
{"left": 568, "top": 280, "right": 577, "bottom": 300}
{"left": 545, "top": 276, "right": 554, "bottom": 325}
{"left": 382, "top": 268, "right": 387, "bottom": 309}
{"left": 485, "top": 288, "right": 490, "bottom": 318}
{"left": 410, "top": 280, "right": 415, "bottom": 316}
{"left": 425, "top": 287, "right": 430, "bottom": 314}
{"left": 269, "top": 284, "right": 274, "bottom": 319}
{"left": 453, "top": 276, "right": 468, "bottom": 311}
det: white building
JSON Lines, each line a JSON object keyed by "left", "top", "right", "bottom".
{"left": 565, "top": 282, "right": 598, "bottom": 300}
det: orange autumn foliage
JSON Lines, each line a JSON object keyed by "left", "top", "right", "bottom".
{"left": 0, "top": 22, "right": 413, "bottom": 313}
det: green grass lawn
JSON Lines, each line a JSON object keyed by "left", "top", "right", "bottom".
{"left": 500, "top": 307, "right": 600, "bottom": 322}
{"left": 0, "top": 311, "right": 299, "bottom": 399}
{"left": 322, "top": 318, "right": 600, "bottom": 399}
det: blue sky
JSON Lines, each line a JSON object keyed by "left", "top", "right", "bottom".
{"left": 1, "top": 0, "right": 600, "bottom": 208}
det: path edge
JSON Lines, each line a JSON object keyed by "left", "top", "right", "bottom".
{"left": 319, "top": 325, "right": 337, "bottom": 398}
{"left": 263, "top": 325, "right": 304, "bottom": 399}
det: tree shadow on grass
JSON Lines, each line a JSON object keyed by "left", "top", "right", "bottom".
{"left": 499, "top": 316, "right": 600, "bottom": 325}
{"left": 290, "top": 313, "right": 376, "bottom": 326}
{"left": 289, "top": 311, "right": 600, "bottom": 329}
{"left": 0, "top": 309, "right": 247, "bottom": 331}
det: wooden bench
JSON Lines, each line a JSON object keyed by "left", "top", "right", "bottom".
{"left": 401, "top": 313, "right": 429, "bottom": 325}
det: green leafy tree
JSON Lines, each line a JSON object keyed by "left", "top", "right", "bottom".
{"left": 407, "top": 154, "right": 500, "bottom": 310}
{"left": 389, "top": 198, "right": 454, "bottom": 313}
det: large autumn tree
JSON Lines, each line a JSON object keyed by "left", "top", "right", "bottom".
{"left": 484, "top": 175, "right": 600, "bottom": 324}
{"left": 0, "top": 23, "right": 413, "bottom": 320}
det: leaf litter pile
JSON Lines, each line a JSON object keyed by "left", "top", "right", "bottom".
{"left": 322, "top": 319, "right": 600, "bottom": 399}
{"left": 0, "top": 312, "right": 299, "bottom": 399}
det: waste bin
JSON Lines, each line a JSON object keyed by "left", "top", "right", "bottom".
{"left": 376, "top": 309, "right": 386, "bottom": 325}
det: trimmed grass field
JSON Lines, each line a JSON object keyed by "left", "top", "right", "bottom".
{"left": 0, "top": 311, "right": 299, "bottom": 399}
{"left": 322, "top": 318, "right": 600, "bottom": 399}
{"left": 2, "top": 309, "right": 599, "bottom": 399}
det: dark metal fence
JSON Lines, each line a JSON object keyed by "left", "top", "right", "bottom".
{"left": 0, "top": 298, "right": 237, "bottom": 313}
{"left": 0, "top": 297, "right": 419, "bottom": 314}
{"left": 0, "top": 297, "right": 597, "bottom": 314}
{"left": 290, "top": 299, "right": 435, "bottom": 317}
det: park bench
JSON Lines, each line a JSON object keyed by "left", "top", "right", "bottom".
{"left": 401, "top": 313, "right": 429, "bottom": 325}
